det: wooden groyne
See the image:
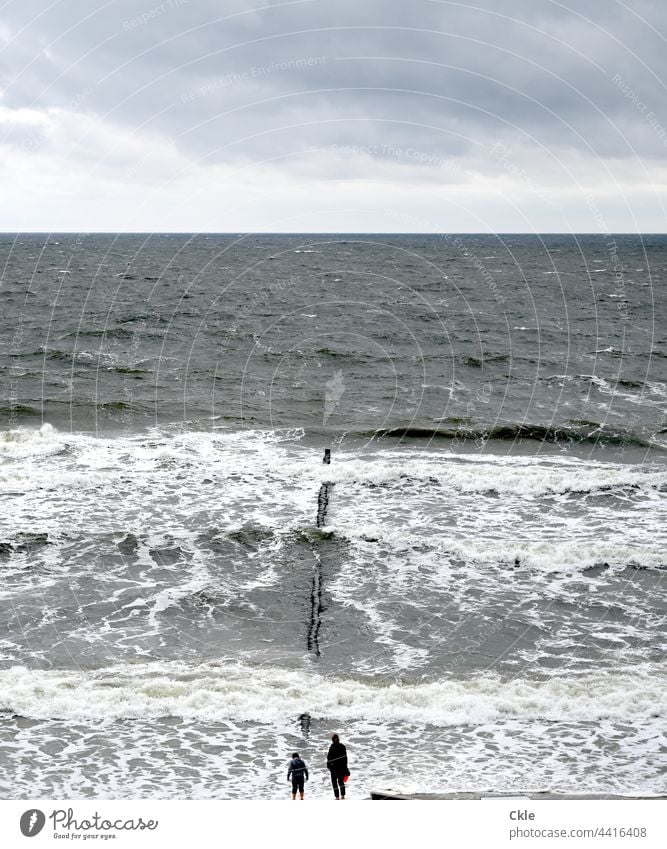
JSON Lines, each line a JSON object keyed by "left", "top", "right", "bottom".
{"left": 307, "top": 552, "right": 323, "bottom": 657}
{"left": 308, "top": 449, "right": 333, "bottom": 656}
{"left": 316, "top": 483, "right": 333, "bottom": 527}
{"left": 316, "top": 448, "right": 333, "bottom": 528}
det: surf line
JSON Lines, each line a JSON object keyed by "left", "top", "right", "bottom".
{"left": 308, "top": 448, "right": 332, "bottom": 657}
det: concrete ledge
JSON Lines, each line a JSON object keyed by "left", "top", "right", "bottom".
{"left": 369, "top": 789, "right": 667, "bottom": 800}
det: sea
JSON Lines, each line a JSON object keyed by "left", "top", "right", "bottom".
{"left": 0, "top": 233, "right": 665, "bottom": 799}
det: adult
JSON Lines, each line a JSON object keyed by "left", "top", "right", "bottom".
{"left": 326, "top": 733, "right": 349, "bottom": 799}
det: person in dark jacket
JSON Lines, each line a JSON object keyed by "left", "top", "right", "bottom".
{"left": 287, "top": 752, "right": 309, "bottom": 800}
{"left": 326, "top": 733, "right": 349, "bottom": 799}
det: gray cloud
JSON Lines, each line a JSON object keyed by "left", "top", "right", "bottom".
{"left": 0, "top": 1, "right": 665, "bottom": 230}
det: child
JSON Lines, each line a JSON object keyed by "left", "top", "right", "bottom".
{"left": 287, "top": 752, "right": 309, "bottom": 800}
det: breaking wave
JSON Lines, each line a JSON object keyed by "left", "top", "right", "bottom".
{"left": 1, "top": 662, "right": 664, "bottom": 725}
{"left": 366, "top": 424, "right": 655, "bottom": 448}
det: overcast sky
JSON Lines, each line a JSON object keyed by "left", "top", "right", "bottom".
{"left": 1, "top": 0, "right": 666, "bottom": 231}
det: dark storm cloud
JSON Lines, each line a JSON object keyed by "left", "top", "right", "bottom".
{"left": 1, "top": 0, "right": 666, "bottom": 172}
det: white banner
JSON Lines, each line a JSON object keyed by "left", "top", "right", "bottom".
{"left": 0, "top": 799, "right": 665, "bottom": 849}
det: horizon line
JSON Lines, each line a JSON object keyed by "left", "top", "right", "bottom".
{"left": 2, "top": 231, "right": 667, "bottom": 236}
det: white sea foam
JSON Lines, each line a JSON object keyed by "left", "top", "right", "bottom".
{"left": 1, "top": 662, "right": 664, "bottom": 725}
{"left": 338, "top": 530, "right": 666, "bottom": 572}
{"left": 321, "top": 454, "right": 666, "bottom": 497}
{"left": 1, "top": 426, "right": 664, "bottom": 580}
{"left": 1, "top": 709, "right": 662, "bottom": 799}
{"left": 2, "top": 426, "right": 663, "bottom": 499}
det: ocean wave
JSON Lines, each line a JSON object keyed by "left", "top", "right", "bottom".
{"left": 0, "top": 662, "right": 663, "bottom": 725}
{"left": 423, "top": 538, "right": 665, "bottom": 572}
{"left": 106, "top": 366, "right": 149, "bottom": 375}
{"left": 39, "top": 348, "right": 151, "bottom": 370}
{"left": 65, "top": 328, "right": 137, "bottom": 340}
{"left": 0, "top": 532, "right": 50, "bottom": 553}
{"left": 457, "top": 354, "right": 510, "bottom": 368}
{"left": 365, "top": 424, "right": 655, "bottom": 448}
{"left": 0, "top": 423, "right": 68, "bottom": 459}
{"left": 325, "top": 455, "right": 666, "bottom": 497}
{"left": 1, "top": 424, "right": 664, "bottom": 501}
{"left": 0, "top": 404, "right": 39, "bottom": 417}
{"left": 0, "top": 520, "right": 661, "bottom": 573}
{"left": 544, "top": 374, "right": 667, "bottom": 404}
